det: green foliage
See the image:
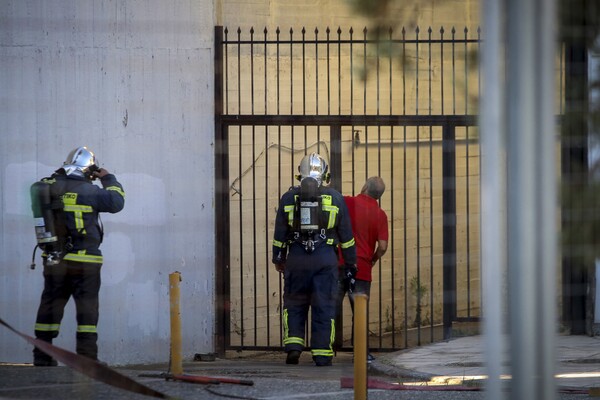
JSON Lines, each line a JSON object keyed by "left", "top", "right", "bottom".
{"left": 409, "top": 276, "right": 428, "bottom": 327}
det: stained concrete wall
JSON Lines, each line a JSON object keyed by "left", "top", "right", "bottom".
{"left": 219, "top": 0, "right": 480, "bottom": 32}
{"left": 0, "top": 0, "right": 216, "bottom": 365}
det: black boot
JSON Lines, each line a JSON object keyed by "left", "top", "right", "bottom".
{"left": 33, "top": 339, "right": 57, "bottom": 367}
{"left": 76, "top": 332, "right": 98, "bottom": 361}
{"left": 313, "top": 355, "right": 332, "bottom": 366}
{"left": 33, "top": 357, "right": 58, "bottom": 367}
{"left": 286, "top": 350, "right": 301, "bottom": 365}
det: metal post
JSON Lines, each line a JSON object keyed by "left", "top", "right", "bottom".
{"left": 480, "top": 0, "right": 507, "bottom": 399}
{"left": 214, "top": 25, "right": 230, "bottom": 357}
{"left": 330, "top": 125, "right": 342, "bottom": 192}
{"left": 442, "top": 122, "right": 457, "bottom": 340}
{"left": 506, "top": 0, "right": 557, "bottom": 398}
{"left": 331, "top": 124, "right": 344, "bottom": 350}
{"left": 535, "top": 0, "right": 558, "bottom": 396}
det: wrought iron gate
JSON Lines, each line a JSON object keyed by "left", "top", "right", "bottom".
{"left": 214, "top": 25, "right": 481, "bottom": 353}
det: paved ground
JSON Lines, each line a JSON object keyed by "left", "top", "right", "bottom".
{"left": 373, "top": 334, "right": 600, "bottom": 390}
{"left": 1, "top": 335, "right": 599, "bottom": 399}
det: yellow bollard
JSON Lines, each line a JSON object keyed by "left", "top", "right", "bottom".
{"left": 353, "top": 294, "right": 368, "bottom": 400}
{"left": 169, "top": 272, "right": 183, "bottom": 375}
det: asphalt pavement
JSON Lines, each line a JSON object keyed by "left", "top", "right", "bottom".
{"left": 1, "top": 335, "right": 599, "bottom": 399}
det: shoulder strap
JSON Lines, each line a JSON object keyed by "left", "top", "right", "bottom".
{"left": 46, "top": 177, "right": 70, "bottom": 245}
{"left": 48, "top": 178, "right": 68, "bottom": 209}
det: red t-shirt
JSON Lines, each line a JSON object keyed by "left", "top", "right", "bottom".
{"left": 342, "top": 193, "right": 389, "bottom": 282}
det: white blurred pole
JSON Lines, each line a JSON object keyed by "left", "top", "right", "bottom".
{"left": 480, "top": 0, "right": 506, "bottom": 398}
{"left": 506, "top": 0, "right": 558, "bottom": 398}
{"left": 534, "top": 0, "right": 559, "bottom": 397}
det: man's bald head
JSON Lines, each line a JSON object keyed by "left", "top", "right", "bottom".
{"left": 361, "top": 176, "right": 386, "bottom": 200}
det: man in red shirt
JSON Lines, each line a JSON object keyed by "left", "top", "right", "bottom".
{"left": 338, "top": 176, "right": 388, "bottom": 362}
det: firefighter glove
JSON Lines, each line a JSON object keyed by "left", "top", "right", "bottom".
{"left": 275, "top": 262, "right": 285, "bottom": 273}
{"left": 344, "top": 263, "right": 357, "bottom": 293}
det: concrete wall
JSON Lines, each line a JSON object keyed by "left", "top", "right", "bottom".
{"left": 218, "top": 0, "right": 480, "bottom": 32}
{"left": 0, "top": 0, "right": 215, "bottom": 365}
{"left": 0, "top": 0, "right": 483, "bottom": 364}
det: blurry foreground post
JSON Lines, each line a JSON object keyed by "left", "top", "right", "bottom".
{"left": 506, "top": 0, "right": 558, "bottom": 398}
{"left": 169, "top": 272, "right": 183, "bottom": 375}
{"left": 480, "top": 0, "right": 507, "bottom": 399}
{"left": 353, "top": 294, "right": 368, "bottom": 400}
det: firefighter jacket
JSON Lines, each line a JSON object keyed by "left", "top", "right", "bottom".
{"left": 41, "top": 171, "right": 125, "bottom": 264}
{"left": 272, "top": 185, "right": 356, "bottom": 265}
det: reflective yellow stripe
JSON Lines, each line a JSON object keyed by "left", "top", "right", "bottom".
{"left": 311, "top": 349, "right": 334, "bottom": 356}
{"left": 63, "top": 193, "right": 93, "bottom": 233}
{"left": 106, "top": 186, "right": 125, "bottom": 198}
{"left": 63, "top": 205, "right": 93, "bottom": 212}
{"left": 35, "top": 323, "right": 60, "bottom": 332}
{"left": 330, "top": 318, "right": 336, "bottom": 350}
{"left": 63, "top": 251, "right": 103, "bottom": 263}
{"left": 77, "top": 325, "right": 97, "bottom": 333}
{"left": 310, "top": 319, "right": 335, "bottom": 357}
{"left": 322, "top": 205, "right": 338, "bottom": 228}
{"left": 273, "top": 239, "right": 286, "bottom": 248}
{"left": 282, "top": 309, "right": 306, "bottom": 346}
{"left": 340, "top": 238, "right": 355, "bottom": 249}
{"left": 283, "top": 309, "right": 289, "bottom": 341}
{"left": 284, "top": 337, "right": 306, "bottom": 346}
{"left": 326, "top": 238, "right": 334, "bottom": 245}
{"left": 321, "top": 196, "right": 338, "bottom": 228}
{"left": 285, "top": 200, "right": 296, "bottom": 226}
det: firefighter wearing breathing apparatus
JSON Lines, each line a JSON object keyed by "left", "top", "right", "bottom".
{"left": 272, "top": 152, "right": 357, "bottom": 367}
{"left": 30, "top": 146, "right": 125, "bottom": 366}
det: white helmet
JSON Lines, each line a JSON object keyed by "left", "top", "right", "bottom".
{"left": 62, "top": 146, "right": 98, "bottom": 178}
{"left": 297, "top": 152, "right": 330, "bottom": 186}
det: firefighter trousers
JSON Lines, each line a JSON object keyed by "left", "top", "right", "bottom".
{"left": 33, "top": 259, "right": 102, "bottom": 362}
{"left": 283, "top": 244, "right": 338, "bottom": 363}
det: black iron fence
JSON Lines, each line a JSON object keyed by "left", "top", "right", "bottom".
{"left": 214, "top": 25, "right": 482, "bottom": 353}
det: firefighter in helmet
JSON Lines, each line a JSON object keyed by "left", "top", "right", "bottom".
{"left": 31, "top": 146, "right": 125, "bottom": 366}
{"left": 272, "top": 152, "right": 357, "bottom": 366}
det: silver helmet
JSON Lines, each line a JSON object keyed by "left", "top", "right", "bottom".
{"left": 297, "top": 152, "right": 329, "bottom": 186}
{"left": 62, "top": 146, "right": 98, "bottom": 177}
